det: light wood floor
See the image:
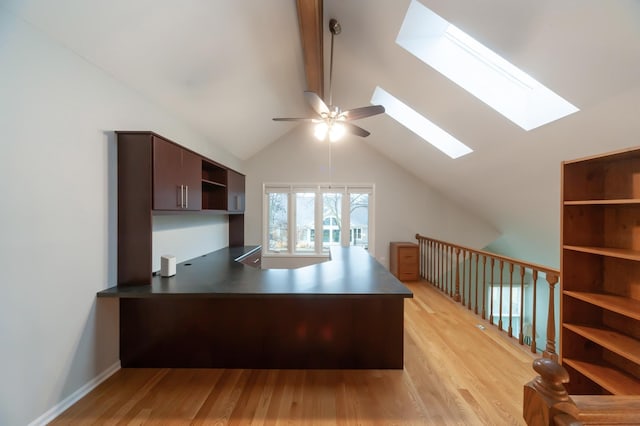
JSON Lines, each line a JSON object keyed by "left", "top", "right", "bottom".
{"left": 51, "top": 281, "right": 538, "bottom": 425}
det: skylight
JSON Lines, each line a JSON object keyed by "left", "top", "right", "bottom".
{"left": 396, "top": 0, "right": 579, "bottom": 131}
{"left": 371, "top": 87, "right": 473, "bottom": 159}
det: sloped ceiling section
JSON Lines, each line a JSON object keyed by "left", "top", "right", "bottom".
{"left": 3, "top": 0, "right": 640, "bottom": 266}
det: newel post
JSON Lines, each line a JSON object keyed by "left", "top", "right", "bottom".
{"left": 523, "top": 358, "right": 580, "bottom": 426}
{"left": 544, "top": 273, "right": 559, "bottom": 361}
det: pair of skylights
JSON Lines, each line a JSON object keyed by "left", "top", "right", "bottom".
{"left": 371, "top": 0, "right": 578, "bottom": 159}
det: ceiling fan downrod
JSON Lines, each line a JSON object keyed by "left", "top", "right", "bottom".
{"left": 328, "top": 18, "right": 341, "bottom": 108}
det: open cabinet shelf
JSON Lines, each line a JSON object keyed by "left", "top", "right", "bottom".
{"left": 563, "top": 358, "right": 640, "bottom": 395}
{"left": 564, "top": 291, "right": 640, "bottom": 322}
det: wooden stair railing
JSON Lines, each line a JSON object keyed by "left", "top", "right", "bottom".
{"left": 415, "top": 234, "right": 560, "bottom": 357}
{"left": 524, "top": 358, "right": 640, "bottom": 425}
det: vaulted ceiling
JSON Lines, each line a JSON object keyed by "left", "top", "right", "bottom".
{"left": 3, "top": 0, "right": 640, "bottom": 265}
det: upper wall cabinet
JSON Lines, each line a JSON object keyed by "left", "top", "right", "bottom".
{"left": 117, "top": 131, "right": 245, "bottom": 285}
{"left": 153, "top": 136, "right": 202, "bottom": 211}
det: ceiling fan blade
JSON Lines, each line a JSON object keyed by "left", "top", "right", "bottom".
{"left": 343, "top": 122, "right": 371, "bottom": 138}
{"left": 304, "top": 91, "right": 330, "bottom": 116}
{"left": 272, "top": 117, "right": 317, "bottom": 122}
{"left": 341, "top": 105, "right": 385, "bottom": 121}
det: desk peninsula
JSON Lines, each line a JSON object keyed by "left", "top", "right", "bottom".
{"left": 99, "top": 246, "right": 413, "bottom": 369}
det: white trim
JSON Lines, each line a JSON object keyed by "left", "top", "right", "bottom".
{"left": 28, "top": 361, "right": 121, "bottom": 426}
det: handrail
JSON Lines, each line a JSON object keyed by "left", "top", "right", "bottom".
{"left": 415, "top": 234, "right": 559, "bottom": 276}
{"left": 415, "top": 233, "right": 561, "bottom": 358}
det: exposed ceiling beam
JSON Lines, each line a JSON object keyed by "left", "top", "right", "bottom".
{"left": 296, "top": 0, "right": 324, "bottom": 100}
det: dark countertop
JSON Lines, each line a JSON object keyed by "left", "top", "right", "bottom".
{"left": 98, "top": 245, "right": 413, "bottom": 299}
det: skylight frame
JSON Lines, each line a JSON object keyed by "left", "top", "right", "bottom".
{"left": 371, "top": 86, "right": 473, "bottom": 159}
{"left": 396, "top": 0, "right": 579, "bottom": 131}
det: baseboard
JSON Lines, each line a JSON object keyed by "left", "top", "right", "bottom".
{"left": 28, "top": 361, "right": 121, "bottom": 426}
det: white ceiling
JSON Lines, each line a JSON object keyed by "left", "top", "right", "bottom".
{"left": 3, "top": 0, "right": 640, "bottom": 265}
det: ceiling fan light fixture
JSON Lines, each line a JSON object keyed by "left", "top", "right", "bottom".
{"left": 329, "top": 122, "right": 346, "bottom": 142}
{"left": 314, "top": 122, "right": 329, "bottom": 140}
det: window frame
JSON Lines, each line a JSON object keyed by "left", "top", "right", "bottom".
{"left": 262, "top": 183, "right": 375, "bottom": 258}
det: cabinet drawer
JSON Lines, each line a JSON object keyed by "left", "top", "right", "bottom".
{"left": 398, "top": 248, "right": 418, "bottom": 263}
{"left": 398, "top": 271, "right": 418, "bottom": 281}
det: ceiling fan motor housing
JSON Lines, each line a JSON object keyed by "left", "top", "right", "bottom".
{"left": 329, "top": 18, "right": 341, "bottom": 35}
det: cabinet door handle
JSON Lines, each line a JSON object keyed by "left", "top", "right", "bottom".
{"left": 177, "top": 185, "right": 183, "bottom": 208}
{"left": 185, "top": 185, "right": 188, "bottom": 209}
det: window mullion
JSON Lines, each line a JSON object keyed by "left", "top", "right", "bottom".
{"left": 288, "top": 192, "right": 294, "bottom": 254}
{"left": 315, "top": 190, "right": 323, "bottom": 254}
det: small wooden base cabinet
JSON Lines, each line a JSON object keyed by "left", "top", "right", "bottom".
{"left": 390, "top": 242, "right": 419, "bottom": 282}
{"left": 561, "top": 147, "right": 640, "bottom": 395}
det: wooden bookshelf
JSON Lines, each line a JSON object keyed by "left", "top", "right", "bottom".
{"left": 561, "top": 147, "right": 640, "bottom": 395}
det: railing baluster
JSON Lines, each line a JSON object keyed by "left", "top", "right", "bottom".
{"left": 461, "top": 250, "right": 466, "bottom": 306}
{"left": 508, "top": 263, "right": 514, "bottom": 337}
{"left": 532, "top": 270, "right": 538, "bottom": 354}
{"left": 449, "top": 245, "right": 454, "bottom": 297}
{"left": 499, "top": 260, "right": 504, "bottom": 331}
{"left": 544, "top": 273, "right": 559, "bottom": 361}
{"left": 429, "top": 240, "right": 433, "bottom": 283}
{"left": 519, "top": 265, "right": 525, "bottom": 345}
{"left": 454, "top": 248, "right": 461, "bottom": 302}
{"left": 466, "top": 252, "right": 472, "bottom": 310}
{"left": 437, "top": 242, "right": 441, "bottom": 289}
{"left": 422, "top": 238, "right": 426, "bottom": 279}
{"left": 481, "top": 255, "right": 487, "bottom": 320}
{"left": 489, "top": 257, "right": 496, "bottom": 324}
{"left": 418, "top": 238, "right": 423, "bottom": 278}
{"left": 474, "top": 253, "right": 479, "bottom": 314}
{"left": 445, "top": 245, "right": 449, "bottom": 295}
{"left": 438, "top": 244, "right": 444, "bottom": 290}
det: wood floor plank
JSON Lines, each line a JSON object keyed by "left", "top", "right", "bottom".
{"left": 51, "top": 281, "right": 537, "bottom": 425}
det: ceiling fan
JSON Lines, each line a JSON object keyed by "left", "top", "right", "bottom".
{"left": 273, "top": 18, "right": 385, "bottom": 141}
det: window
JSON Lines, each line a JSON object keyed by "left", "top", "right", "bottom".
{"left": 489, "top": 286, "right": 523, "bottom": 337}
{"left": 295, "top": 192, "right": 315, "bottom": 253}
{"left": 263, "top": 184, "right": 374, "bottom": 255}
{"left": 371, "top": 87, "right": 472, "bottom": 159}
{"left": 395, "top": 0, "right": 578, "bottom": 131}
{"left": 267, "top": 192, "right": 288, "bottom": 252}
{"left": 322, "top": 192, "right": 342, "bottom": 251}
{"left": 350, "top": 193, "right": 369, "bottom": 248}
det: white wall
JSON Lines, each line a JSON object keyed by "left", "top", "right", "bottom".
{"left": 152, "top": 215, "right": 228, "bottom": 272}
{"left": 0, "top": 9, "right": 240, "bottom": 425}
{"left": 245, "top": 126, "right": 500, "bottom": 268}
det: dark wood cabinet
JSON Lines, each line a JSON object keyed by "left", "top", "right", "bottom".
{"left": 116, "top": 131, "right": 246, "bottom": 286}
{"left": 153, "top": 136, "right": 201, "bottom": 211}
{"left": 227, "top": 170, "right": 245, "bottom": 213}
{"left": 390, "top": 242, "right": 419, "bottom": 282}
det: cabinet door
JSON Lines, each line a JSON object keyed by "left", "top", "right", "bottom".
{"left": 153, "top": 137, "right": 202, "bottom": 211}
{"left": 181, "top": 149, "right": 202, "bottom": 211}
{"left": 227, "top": 170, "right": 245, "bottom": 212}
{"left": 153, "top": 137, "right": 183, "bottom": 210}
